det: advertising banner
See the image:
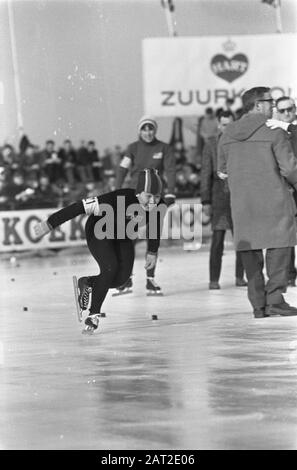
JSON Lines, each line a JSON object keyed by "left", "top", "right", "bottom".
{"left": 0, "top": 199, "right": 207, "bottom": 253}
{"left": 142, "top": 34, "right": 297, "bottom": 116}
{"left": 0, "top": 208, "right": 87, "bottom": 252}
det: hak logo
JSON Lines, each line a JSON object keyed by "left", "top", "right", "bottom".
{"left": 210, "top": 39, "right": 249, "bottom": 83}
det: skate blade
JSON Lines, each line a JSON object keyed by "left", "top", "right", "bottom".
{"left": 82, "top": 327, "right": 95, "bottom": 335}
{"left": 112, "top": 289, "right": 133, "bottom": 297}
{"left": 73, "top": 275, "right": 83, "bottom": 322}
{"left": 147, "top": 291, "right": 164, "bottom": 296}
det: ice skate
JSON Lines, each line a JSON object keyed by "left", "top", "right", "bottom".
{"left": 72, "top": 275, "right": 92, "bottom": 322}
{"left": 82, "top": 314, "right": 100, "bottom": 335}
{"left": 146, "top": 277, "right": 163, "bottom": 296}
{"left": 112, "top": 277, "right": 133, "bottom": 297}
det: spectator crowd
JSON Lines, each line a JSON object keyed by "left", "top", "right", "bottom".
{"left": 0, "top": 102, "right": 242, "bottom": 211}
{"left": 0, "top": 136, "right": 124, "bottom": 211}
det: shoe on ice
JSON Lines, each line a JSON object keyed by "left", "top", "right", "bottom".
{"left": 209, "top": 281, "right": 220, "bottom": 290}
{"left": 113, "top": 277, "right": 133, "bottom": 296}
{"left": 253, "top": 308, "right": 268, "bottom": 319}
{"left": 265, "top": 301, "right": 297, "bottom": 317}
{"left": 78, "top": 276, "right": 92, "bottom": 310}
{"left": 119, "top": 277, "right": 132, "bottom": 290}
{"left": 82, "top": 314, "right": 100, "bottom": 335}
{"left": 146, "top": 277, "right": 163, "bottom": 295}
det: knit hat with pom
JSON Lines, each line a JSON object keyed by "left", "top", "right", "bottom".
{"left": 137, "top": 115, "right": 158, "bottom": 134}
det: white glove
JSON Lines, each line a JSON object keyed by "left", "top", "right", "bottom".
{"left": 217, "top": 171, "right": 228, "bottom": 180}
{"left": 266, "top": 119, "right": 290, "bottom": 131}
{"left": 145, "top": 253, "right": 157, "bottom": 270}
{"left": 33, "top": 220, "right": 51, "bottom": 239}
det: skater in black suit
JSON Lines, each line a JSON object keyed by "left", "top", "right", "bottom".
{"left": 34, "top": 169, "right": 166, "bottom": 334}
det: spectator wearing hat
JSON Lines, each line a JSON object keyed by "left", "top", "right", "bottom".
{"left": 115, "top": 115, "right": 176, "bottom": 295}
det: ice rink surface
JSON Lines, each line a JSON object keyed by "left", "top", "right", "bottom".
{"left": 1, "top": 242, "right": 297, "bottom": 450}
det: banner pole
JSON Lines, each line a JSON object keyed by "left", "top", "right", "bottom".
{"left": 7, "top": 0, "right": 24, "bottom": 137}
{"left": 161, "top": 0, "right": 178, "bottom": 37}
{"left": 275, "top": 0, "right": 283, "bottom": 33}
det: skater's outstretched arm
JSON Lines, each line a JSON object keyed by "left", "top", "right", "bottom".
{"left": 33, "top": 200, "right": 87, "bottom": 239}
{"left": 33, "top": 189, "right": 137, "bottom": 239}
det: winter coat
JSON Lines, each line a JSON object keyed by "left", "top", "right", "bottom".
{"left": 218, "top": 113, "right": 297, "bottom": 251}
{"left": 200, "top": 135, "right": 233, "bottom": 231}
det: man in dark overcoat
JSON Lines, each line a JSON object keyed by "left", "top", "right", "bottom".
{"left": 201, "top": 110, "right": 246, "bottom": 289}
{"left": 218, "top": 87, "right": 297, "bottom": 318}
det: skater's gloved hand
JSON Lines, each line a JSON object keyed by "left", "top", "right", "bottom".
{"left": 164, "top": 194, "right": 176, "bottom": 207}
{"left": 266, "top": 119, "right": 290, "bottom": 131}
{"left": 33, "top": 220, "right": 51, "bottom": 239}
{"left": 145, "top": 253, "right": 157, "bottom": 270}
{"left": 203, "top": 204, "right": 212, "bottom": 218}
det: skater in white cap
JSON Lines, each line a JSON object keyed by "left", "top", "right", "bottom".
{"left": 115, "top": 115, "right": 176, "bottom": 295}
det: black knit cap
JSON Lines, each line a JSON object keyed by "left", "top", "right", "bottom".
{"left": 136, "top": 168, "right": 163, "bottom": 195}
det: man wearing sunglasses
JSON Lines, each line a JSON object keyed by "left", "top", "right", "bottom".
{"left": 267, "top": 97, "right": 297, "bottom": 287}
{"left": 266, "top": 96, "right": 297, "bottom": 151}
{"left": 218, "top": 87, "right": 297, "bottom": 319}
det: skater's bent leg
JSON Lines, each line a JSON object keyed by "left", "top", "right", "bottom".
{"left": 87, "top": 238, "right": 119, "bottom": 313}
{"left": 111, "top": 240, "right": 135, "bottom": 288}
{"left": 146, "top": 239, "right": 157, "bottom": 278}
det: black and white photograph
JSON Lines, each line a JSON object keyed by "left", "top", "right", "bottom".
{"left": 1, "top": 0, "right": 297, "bottom": 453}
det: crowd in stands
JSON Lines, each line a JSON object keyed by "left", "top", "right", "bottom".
{"left": 0, "top": 101, "right": 242, "bottom": 211}
{"left": 0, "top": 136, "right": 124, "bottom": 211}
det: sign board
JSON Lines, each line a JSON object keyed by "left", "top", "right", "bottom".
{"left": 142, "top": 34, "right": 297, "bottom": 116}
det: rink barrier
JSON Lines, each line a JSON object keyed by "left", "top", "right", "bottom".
{"left": 0, "top": 198, "right": 211, "bottom": 253}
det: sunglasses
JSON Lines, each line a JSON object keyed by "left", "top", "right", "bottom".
{"left": 277, "top": 106, "right": 295, "bottom": 114}
{"left": 257, "top": 99, "right": 275, "bottom": 104}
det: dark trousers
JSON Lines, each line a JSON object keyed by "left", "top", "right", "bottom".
{"left": 210, "top": 230, "right": 244, "bottom": 282}
{"left": 240, "top": 247, "right": 290, "bottom": 310}
{"left": 288, "top": 247, "right": 297, "bottom": 281}
{"left": 146, "top": 240, "right": 156, "bottom": 278}
{"left": 85, "top": 218, "right": 134, "bottom": 313}
{"left": 127, "top": 239, "right": 156, "bottom": 280}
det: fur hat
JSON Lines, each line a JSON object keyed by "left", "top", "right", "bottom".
{"left": 136, "top": 168, "right": 162, "bottom": 195}
{"left": 137, "top": 115, "right": 158, "bottom": 134}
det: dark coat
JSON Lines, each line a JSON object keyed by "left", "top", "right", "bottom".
{"left": 218, "top": 113, "right": 297, "bottom": 251}
{"left": 200, "top": 135, "right": 233, "bottom": 230}
{"left": 288, "top": 123, "right": 297, "bottom": 206}
{"left": 288, "top": 122, "right": 297, "bottom": 157}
